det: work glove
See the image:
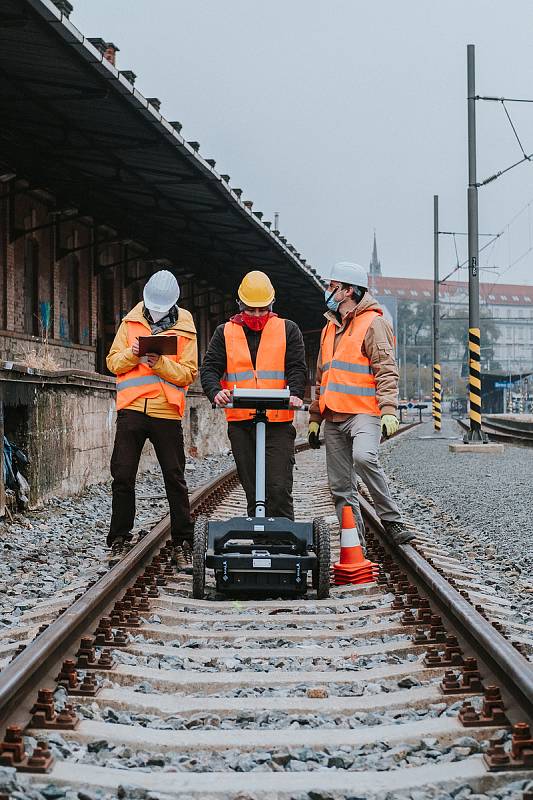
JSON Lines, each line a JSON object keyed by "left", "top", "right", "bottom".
{"left": 308, "top": 422, "right": 321, "bottom": 449}
{"left": 381, "top": 414, "right": 399, "bottom": 439}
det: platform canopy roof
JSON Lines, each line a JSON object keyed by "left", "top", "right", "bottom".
{"left": 0, "top": 0, "right": 326, "bottom": 329}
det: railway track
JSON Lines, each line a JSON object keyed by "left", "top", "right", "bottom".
{"left": 456, "top": 415, "right": 533, "bottom": 447}
{"left": 0, "top": 427, "right": 532, "bottom": 799}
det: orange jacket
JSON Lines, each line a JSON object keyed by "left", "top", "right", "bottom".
{"left": 221, "top": 317, "right": 294, "bottom": 423}
{"left": 106, "top": 302, "right": 197, "bottom": 420}
{"left": 318, "top": 310, "right": 381, "bottom": 417}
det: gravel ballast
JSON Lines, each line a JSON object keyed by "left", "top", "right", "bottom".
{"left": 0, "top": 453, "right": 233, "bottom": 641}
{"left": 379, "top": 418, "right": 532, "bottom": 630}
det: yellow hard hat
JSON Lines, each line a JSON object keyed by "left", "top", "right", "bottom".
{"left": 237, "top": 271, "right": 275, "bottom": 307}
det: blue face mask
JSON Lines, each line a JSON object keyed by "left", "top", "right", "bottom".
{"left": 325, "top": 287, "right": 342, "bottom": 312}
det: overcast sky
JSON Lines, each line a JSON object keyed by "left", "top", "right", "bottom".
{"left": 73, "top": 0, "right": 533, "bottom": 285}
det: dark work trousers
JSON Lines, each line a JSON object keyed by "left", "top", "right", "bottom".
{"left": 227, "top": 421, "right": 296, "bottom": 520}
{"left": 108, "top": 410, "right": 193, "bottom": 546}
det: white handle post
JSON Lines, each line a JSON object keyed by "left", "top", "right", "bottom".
{"left": 254, "top": 417, "right": 266, "bottom": 517}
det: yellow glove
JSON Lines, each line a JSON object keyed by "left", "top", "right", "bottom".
{"left": 308, "top": 421, "right": 321, "bottom": 449}
{"left": 381, "top": 414, "right": 399, "bottom": 438}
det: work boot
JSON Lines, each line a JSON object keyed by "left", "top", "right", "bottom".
{"left": 108, "top": 537, "right": 127, "bottom": 563}
{"left": 383, "top": 521, "right": 416, "bottom": 545}
{"left": 172, "top": 541, "right": 193, "bottom": 574}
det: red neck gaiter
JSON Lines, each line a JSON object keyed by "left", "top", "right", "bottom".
{"left": 230, "top": 311, "right": 277, "bottom": 331}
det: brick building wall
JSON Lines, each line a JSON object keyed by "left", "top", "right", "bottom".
{"left": 0, "top": 177, "right": 318, "bottom": 379}
{"left": 0, "top": 183, "right": 101, "bottom": 371}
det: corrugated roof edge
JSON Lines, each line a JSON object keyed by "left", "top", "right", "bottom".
{"left": 24, "top": 0, "right": 323, "bottom": 294}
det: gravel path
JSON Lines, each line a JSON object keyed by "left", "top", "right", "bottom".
{"left": 0, "top": 452, "right": 234, "bottom": 638}
{"left": 380, "top": 418, "right": 532, "bottom": 623}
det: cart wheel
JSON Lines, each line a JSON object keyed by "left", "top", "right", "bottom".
{"left": 312, "top": 517, "right": 330, "bottom": 599}
{"left": 312, "top": 522, "right": 319, "bottom": 589}
{"left": 192, "top": 515, "right": 208, "bottom": 599}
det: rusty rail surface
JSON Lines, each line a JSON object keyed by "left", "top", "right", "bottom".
{"left": 359, "top": 496, "right": 533, "bottom": 720}
{"left": 0, "top": 465, "right": 236, "bottom": 731}
{"left": 456, "top": 416, "right": 533, "bottom": 447}
{"left": 0, "top": 435, "right": 323, "bottom": 730}
{"left": 0, "top": 426, "right": 415, "bottom": 730}
{"left": 11, "top": 418, "right": 530, "bottom": 747}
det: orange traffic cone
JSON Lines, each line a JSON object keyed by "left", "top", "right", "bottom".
{"left": 333, "top": 505, "right": 379, "bottom": 586}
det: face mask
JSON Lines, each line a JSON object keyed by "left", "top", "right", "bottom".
{"left": 325, "top": 287, "right": 343, "bottom": 312}
{"left": 148, "top": 309, "right": 167, "bottom": 323}
{"left": 242, "top": 312, "right": 270, "bottom": 331}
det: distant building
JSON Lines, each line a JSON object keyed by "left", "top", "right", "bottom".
{"left": 365, "top": 232, "right": 532, "bottom": 373}
{"left": 371, "top": 274, "right": 533, "bottom": 373}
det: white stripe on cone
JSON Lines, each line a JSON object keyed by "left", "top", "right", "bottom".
{"left": 340, "top": 526, "right": 360, "bottom": 549}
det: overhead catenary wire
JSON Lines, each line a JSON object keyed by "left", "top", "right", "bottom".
{"left": 478, "top": 153, "right": 533, "bottom": 187}
{"left": 476, "top": 98, "right": 533, "bottom": 186}
{"left": 452, "top": 233, "right": 460, "bottom": 272}
{"left": 485, "top": 197, "right": 533, "bottom": 291}
{"left": 441, "top": 232, "right": 503, "bottom": 283}
{"left": 476, "top": 95, "right": 533, "bottom": 104}
{"left": 441, "top": 195, "right": 533, "bottom": 285}
{"left": 501, "top": 101, "right": 528, "bottom": 158}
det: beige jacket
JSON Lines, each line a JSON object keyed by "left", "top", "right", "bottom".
{"left": 106, "top": 302, "right": 198, "bottom": 420}
{"left": 309, "top": 293, "right": 399, "bottom": 423}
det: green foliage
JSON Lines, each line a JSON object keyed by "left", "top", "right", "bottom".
{"left": 397, "top": 299, "right": 500, "bottom": 368}
{"left": 396, "top": 299, "right": 501, "bottom": 398}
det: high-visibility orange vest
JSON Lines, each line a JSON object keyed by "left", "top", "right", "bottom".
{"left": 221, "top": 317, "right": 294, "bottom": 423}
{"left": 319, "top": 311, "right": 380, "bottom": 417}
{"left": 116, "top": 321, "right": 188, "bottom": 414}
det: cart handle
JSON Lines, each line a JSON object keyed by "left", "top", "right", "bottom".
{"left": 212, "top": 402, "right": 309, "bottom": 411}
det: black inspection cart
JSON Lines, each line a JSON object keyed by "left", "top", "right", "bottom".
{"left": 192, "top": 388, "right": 330, "bottom": 599}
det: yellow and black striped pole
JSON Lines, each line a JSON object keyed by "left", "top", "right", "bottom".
{"left": 432, "top": 195, "right": 441, "bottom": 434}
{"left": 465, "top": 46, "right": 485, "bottom": 443}
{"left": 468, "top": 327, "right": 481, "bottom": 434}
{"left": 433, "top": 363, "right": 441, "bottom": 431}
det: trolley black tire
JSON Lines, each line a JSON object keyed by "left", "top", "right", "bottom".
{"left": 192, "top": 516, "right": 208, "bottom": 599}
{"left": 312, "top": 516, "right": 330, "bottom": 599}
{"left": 312, "top": 522, "right": 318, "bottom": 589}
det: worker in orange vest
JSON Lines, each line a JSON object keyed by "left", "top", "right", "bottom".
{"left": 200, "top": 271, "right": 307, "bottom": 519}
{"left": 308, "top": 261, "right": 415, "bottom": 546}
{"left": 106, "top": 270, "right": 198, "bottom": 566}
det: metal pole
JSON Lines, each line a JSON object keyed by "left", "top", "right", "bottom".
{"left": 417, "top": 353, "right": 421, "bottom": 402}
{"left": 433, "top": 194, "right": 442, "bottom": 431}
{"left": 466, "top": 44, "right": 483, "bottom": 442}
{"left": 254, "top": 417, "right": 266, "bottom": 518}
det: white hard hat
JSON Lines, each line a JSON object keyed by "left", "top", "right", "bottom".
{"left": 143, "top": 270, "right": 180, "bottom": 313}
{"left": 329, "top": 261, "right": 368, "bottom": 290}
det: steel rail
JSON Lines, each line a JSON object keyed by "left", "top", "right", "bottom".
{"left": 359, "top": 494, "right": 533, "bottom": 719}
{"left": 0, "top": 465, "right": 235, "bottom": 732}
{"left": 456, "top": 416, "right": 533, "bottom": 446}
{"left": 0, "top": 421, "right": 441, "bottom": 733}
{"left": 0, "top": 435, "right": 317, "bottom": 730}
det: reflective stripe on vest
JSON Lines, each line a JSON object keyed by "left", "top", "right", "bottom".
{"left": 322, "top": 360, "right": 372, "bottom": 375}
{"left": 115, "top": 321, "right": 189, "bottom": 414}
{"left": 223, "top": 369, "right": 286, "bottom": 382}
{"left": 319, "top": 311, "right": 381, "bottom": 417}
{"left": 117, "top": 374, "right": 186, "bottom": 395}
{"left": 221, "top": 317, "right": 294, "bottom": 423}
{"left": 319, "top": 383, "right": 376, "bottom": 397}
